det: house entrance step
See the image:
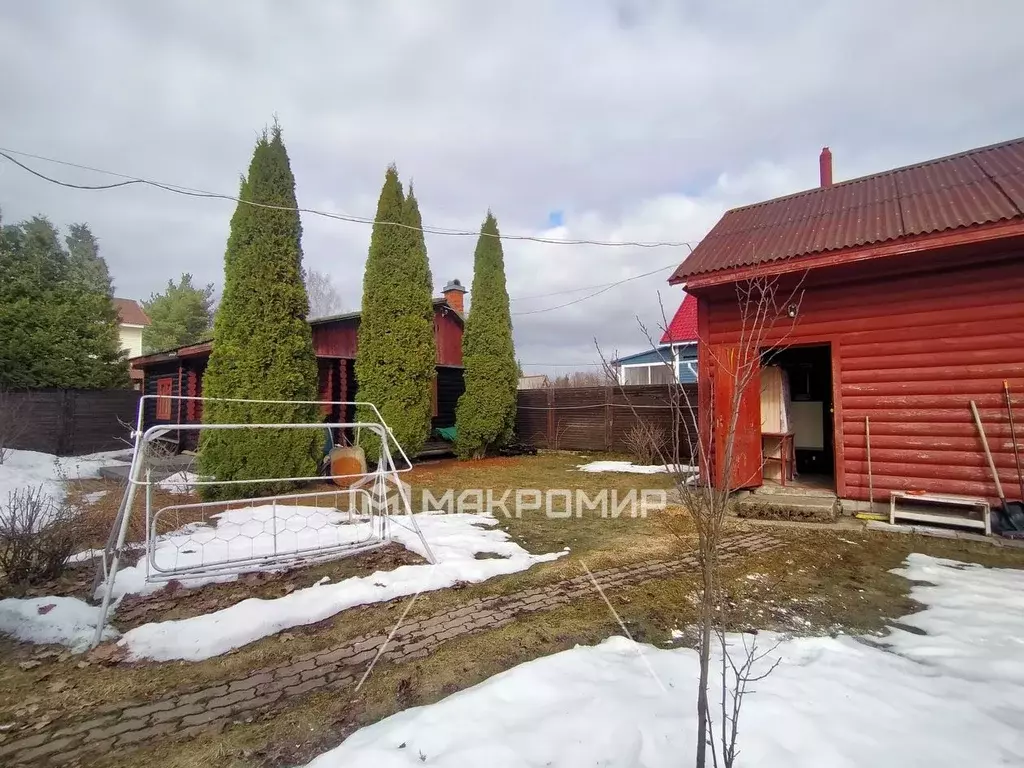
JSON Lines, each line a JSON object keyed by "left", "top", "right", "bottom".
{"left": 735, "top": 493, "right": 838, "bottom": 523}
{"left": 751, "top": 483, "right": 838, "bottom": 499}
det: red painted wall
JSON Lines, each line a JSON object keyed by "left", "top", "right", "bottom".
{"left": 312, "top": 322, "right": 358, "bottom": 358}
{"left": 312, "top": 305, "right": 463, "bottom": 365}
{"left": 697, "top": 239, "right": 1024, "bottom": 502}
{"left": 435, "top": 308, "right": 463, "bottom": 366}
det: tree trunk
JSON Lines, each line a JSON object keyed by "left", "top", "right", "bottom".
{"left": 696, "top": 564, "right": 714, "bottom": 767}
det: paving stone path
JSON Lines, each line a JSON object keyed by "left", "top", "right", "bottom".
{"left": 2, "top": 531, "right": 783, "bottom": 765}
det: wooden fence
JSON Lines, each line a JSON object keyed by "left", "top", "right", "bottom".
{"left": 2, "top": 389, "right": 140, "bottom": 456}
{"left": 516, "top": 384, "right": 698, "bottom": 457}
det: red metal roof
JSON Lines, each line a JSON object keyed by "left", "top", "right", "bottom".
{"left": 660, "top": 294, "right": 698, "bottom": 344}
{"left": 671, "top": 137, "right": 1024, "bottom": 282}
{"left": 113, "top": 298, "right": 150, "bottom": 326}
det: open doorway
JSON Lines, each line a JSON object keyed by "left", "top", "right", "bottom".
{"left": 760, "top": 344, "right": 835, "bottom": 490}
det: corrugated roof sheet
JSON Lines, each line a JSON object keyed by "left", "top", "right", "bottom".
{"left": 671, "top": 137, "right": 1024, "bottom": 282}
{"left": 660, "top": 294, "right": 698, "bottom": 344}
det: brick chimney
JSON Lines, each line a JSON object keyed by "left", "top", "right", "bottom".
{"left": 819, "top": 146, "right": 833, "bottom": 188}
{"left": 442, "top": 278, "right": 467, "bottom": 315}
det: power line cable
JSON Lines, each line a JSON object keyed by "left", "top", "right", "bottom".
{"left": 510, "top": 261, "right": 683, "bottom": 315}
{"left": 0, "top": 146, "right": 697, "bottom": 249}
{"left": 509, "top": 261, "right": 679, "bottom": 301}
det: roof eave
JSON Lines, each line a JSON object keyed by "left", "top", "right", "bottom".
{"left": 678, "top": 219, "right": 1024, "bottom": 291}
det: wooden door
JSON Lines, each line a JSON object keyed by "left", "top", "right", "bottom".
{"left": 710, "top": 344, "right": 762, "bottom": 489}
{"left": 155, "top": 377, "right": 173, "bottom": 420}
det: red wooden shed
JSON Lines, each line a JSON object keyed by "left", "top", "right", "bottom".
{"left": 131, "top": 284, "right": 467, "bottom": 453}
{"left": 670, "top": 137, "right": 1024, "bottom": 508}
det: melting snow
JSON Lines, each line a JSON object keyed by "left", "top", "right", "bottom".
{"left": 157, "top": 471, "right": 198, "bottom": 494}
{"left": 303, "top": 553, "right": 1024, "bottom": 767}
{"left": 575, "top": 461, "right": 696, "bottom": 475}
{"left": 0, "top": 449, "right": 128, "bottom": 505}
{"left": 0, "top": 596, "right": 118, "bottom": 652}
{"left": 111, "top": 510, "right": 565, "bottom": 662}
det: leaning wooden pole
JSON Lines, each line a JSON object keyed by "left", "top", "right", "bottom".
{"left": 971, "top": 399, "right": 1005, "bottom": 504}
{"left": 1005, "top": 381, "right": 1024, "bottom": 500}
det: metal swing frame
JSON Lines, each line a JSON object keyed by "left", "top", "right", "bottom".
{"left": 91, "top": 395, "right": 433, "bottom": 648}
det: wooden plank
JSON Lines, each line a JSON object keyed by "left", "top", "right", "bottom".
{"left": 546, "top": 386, "right": 555, "bottom": 449}
{"left": 831, "top": 338, "right": 845, "bottom": 496}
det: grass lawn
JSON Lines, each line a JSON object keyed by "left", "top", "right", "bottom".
{"left": 405, "top": 452, "right": 683, "bottom": 568}
{"left": 3, "top": 451, "right": 1024, "bottom": 766}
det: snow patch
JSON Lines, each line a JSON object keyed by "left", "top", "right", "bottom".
{"left": 575, "top": 461, "right": 696, "bottom": 475}
{"left": 115, "top": 511, "right": 565, "bottom": 662}
{"left": 303, "top": 554, "right": 1024, "bottom": 767}
{"left": 157, "top": 471, "right": 198, "bottom": 495}
{"left": 0, "top": 596, "right": 118, "bottom": 652}
{"left": 0, "top": 449, "right": 128, "bottom": 505}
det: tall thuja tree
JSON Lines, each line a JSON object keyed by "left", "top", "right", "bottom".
{"left": 403, "top": 185, "right": 433, "bottom": 297}
{"left": 355, "top": 167, "right": 436, "bottom": 461}
{"left": 199, "top": 124, "right": 320, "bottom": 499}
{"left": 455, "top": 213, "right": 517, "bottom": 459}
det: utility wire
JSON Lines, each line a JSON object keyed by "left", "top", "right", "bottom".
{"left": 510, "top": 262, "right": 679, "bottom": 301}
{"left": 511, "top": 260, "right": 684, "bottom": 315}
{"left": 0, "top": 147, "right": 697, "bottom": 249}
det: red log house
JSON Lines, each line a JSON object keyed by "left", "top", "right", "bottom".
{"left": 670, "top": 137, "right": 1024, "bottom": 508}
{"left": 131, "top": 280, "right": 468, "bottom": 452}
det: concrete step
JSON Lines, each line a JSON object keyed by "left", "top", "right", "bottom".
{"left": 752, "top": 483, "right": 837, "bottom": 499}
{"left": 735, "top": 493, "right": 838, "bottom": 523}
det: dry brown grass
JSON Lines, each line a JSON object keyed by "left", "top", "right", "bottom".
{"left": 5, "top": 452, "right": 1024, "bottom": 766}
{"left": 76, "top": 522, "right": 1024, "bottom": 768}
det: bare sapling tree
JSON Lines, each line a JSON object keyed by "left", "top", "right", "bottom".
{"left": 0, "top": 484, "right": 95, "bottom": 590}
{"left": 598, "top": 273, "right": 804, "bottom": 767}
{"left": 623, "top": 420, "right": 668, "bottom": 465}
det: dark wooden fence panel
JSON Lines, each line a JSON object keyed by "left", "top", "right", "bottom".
{"left": 516, "top": 384, "right": 698, "bottom": 459}
{"left": 3, "top": 389, "right": 140, "bottom": 456}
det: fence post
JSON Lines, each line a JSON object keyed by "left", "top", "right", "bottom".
{"left": 57, "top": 389, "right": 76, "bottom": 456}
{"left": 605, "top": 385, "right": 613, "bottom": 451}
{"left": 546, "top": 386, "right": 555, "bottom": 448}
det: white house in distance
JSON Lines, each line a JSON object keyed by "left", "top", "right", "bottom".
{"left": 613, "top": 294, "right": 698, "bottom": 385}
{"left": 113, "top": 298, "right": 150, "bottom": 387}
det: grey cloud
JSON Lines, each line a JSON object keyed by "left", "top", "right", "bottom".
{"left": 1, "top": 0, "right": 1023, "bottom": 374}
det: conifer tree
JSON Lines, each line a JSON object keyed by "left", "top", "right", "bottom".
{"left": 403, "top": 186, "right": 433, "bottom": 297}
{"left": 355, "top": 167, "right": 437, "bottom": 461}
{"left": 199, "top": 124, "right": 320, "bottom": 498}
{"left": 0, "top": 216, "right": 126, "bottom": 389}
{"left": 66, "top": 223, "right": 112, "bottom": 295}
{"left": 143, "top": 273, "right": 215, "bottom": 353}
{"left": 455, "top": 213, "right": 518, "bottom": 459}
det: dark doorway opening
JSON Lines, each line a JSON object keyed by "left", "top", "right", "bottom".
{"left": 761, "top": 344, "right": 835, "bottom": 486}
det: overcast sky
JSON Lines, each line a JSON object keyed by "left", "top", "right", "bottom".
{"left": 2, "top": 1, "right": 1022, "bottom": 374}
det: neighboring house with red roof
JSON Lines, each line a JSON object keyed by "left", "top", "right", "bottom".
{"left": 612, "top": 294, "right": 698, "bottom": 385}
{"left": 671, "top": 137, "right": 1024, "bottom": 508}
{"left": 113, "top": 298, "right": 150, "bottom": 387}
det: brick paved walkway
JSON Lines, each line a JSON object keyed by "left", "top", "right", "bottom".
{"left": 1, "top": 531, "right": 783, "bottom": 765}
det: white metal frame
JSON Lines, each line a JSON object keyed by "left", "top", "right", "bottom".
{"left": 91, "top": 395, "right": 433, "bottom": 647}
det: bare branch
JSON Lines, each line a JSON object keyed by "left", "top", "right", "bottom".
{"left": 305, "top": 269, "right": 345, "bottom": 320}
